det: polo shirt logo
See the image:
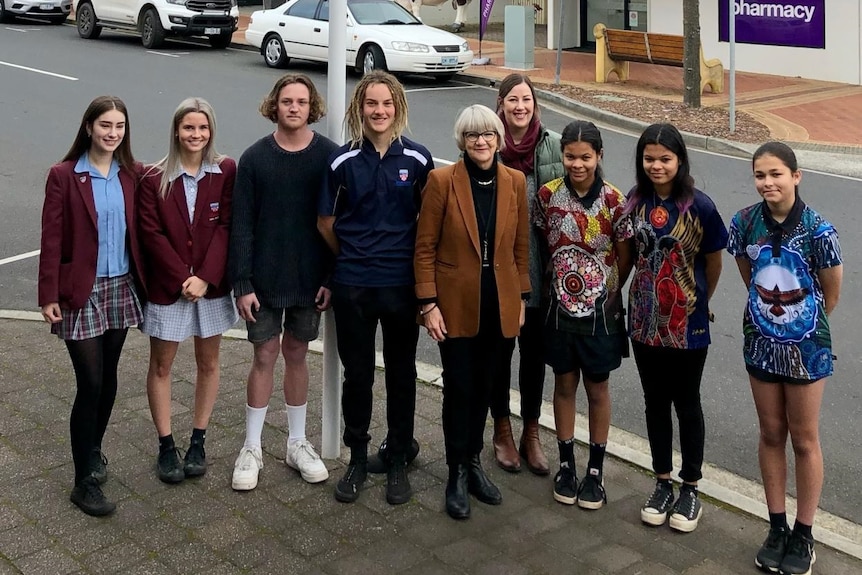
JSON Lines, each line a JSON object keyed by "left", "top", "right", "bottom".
{"left": 399, "top": 169, "right": 409, "bottom": 182}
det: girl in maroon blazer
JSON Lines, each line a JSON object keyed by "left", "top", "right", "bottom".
{"left": 38, "top": 95, "right": 145, "bottom": 517}
{"left": 138, "top": 97, "right": 237, "bottom": 484}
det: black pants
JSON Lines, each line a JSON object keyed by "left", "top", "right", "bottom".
{"left": 632, "top": 341, "right": 708, "bottom": 483}
{"left": 332, "top": 284, "right": 418, "bottom": 458}
{"left": 490, "top": 306, "right": 544, "bottom": 421}
{"left": 65, "top": 329, "right": 128, "bottom": 484}
{"left": 439, "top": 311, "right": 515, "bottom": 464}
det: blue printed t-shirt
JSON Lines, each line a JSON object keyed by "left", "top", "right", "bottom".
{"left": 727, "top": 202, "right": 842, "bottom": 381}
{"left": 628, "top": 189, "right": 727, "bottom": 349}
{"left": 319, "top": 137, "right": 433, "bottom": 287}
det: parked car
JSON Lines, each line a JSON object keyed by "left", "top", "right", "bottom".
{"left": 0, "top": 0, "right": 71, "bottom": 24}
{"left": 73, "top": 0, "right": 238, "bottom": 49}
{"left": 245, "top": 0, "right": 473, "bottom": 81}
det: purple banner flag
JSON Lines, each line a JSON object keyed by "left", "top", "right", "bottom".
{"left": 479, "top": 0, "right": 495, "bottom": 41}
{"left": 719, "top": 0, "right": 825, "bottom": 49}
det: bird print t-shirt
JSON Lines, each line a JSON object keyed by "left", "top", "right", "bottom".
{"left": 628, "top": 189, "right": 727, "bottom": 349}
{"left": 727, "top": 202, "right": 842, "bottom": 380}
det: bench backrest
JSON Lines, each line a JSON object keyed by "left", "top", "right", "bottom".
{"left": 604, "top": 29, "right": 685, "bottom": 67}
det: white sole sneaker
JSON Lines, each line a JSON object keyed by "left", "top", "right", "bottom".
{"left": 669, "top": 506, "right": 703, "bottom": 532}
{"left": 232, "top": 447, "right": 263, "bottom": 491}
{"left": 285, "top": 458, "right": 329, "bottom": 483}
{"left": 641, "top": 509, "right": 668, "bottom": 526}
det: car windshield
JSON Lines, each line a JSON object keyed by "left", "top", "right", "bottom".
{"left": 348, "top": 0, "right": 421, "bottom": 25}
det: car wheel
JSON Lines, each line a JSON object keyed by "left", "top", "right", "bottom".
{"left": 76, "top": 2, "right": 101, "bottom": 39}
{"left": 0, "top": 0, "right": 15, "bottom": 23}
{"left": 141, "top": 8, "right": 165, "bottom": 49}
{"left": 209, "top": 31, "right": 231, "bottom": 49}
{"left": 361, "top": 45, "right": 387, "bottom": 75}
{"left": 263, "top": 33, "right": 289, "bottom": 68}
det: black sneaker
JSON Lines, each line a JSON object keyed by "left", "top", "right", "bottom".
{"left": 366, "top": 438, "right": 420, "bottom": 474}
{"left": 334, "top": 461, "right": 367, "bottom": 503}
{"left": 385, "top": 458, "right": 412, "bottom": 505}
{"left": 669, "top": 487, "right": 703, "bottom": 533}
{"left": 553, "top": 466, "right": 577, "bottom": 505}
{"left": 778, "top": 531, "right": 816, "bottom": 575}
{"left": 183, "top": 441, "right": 207, "bottom": 478}
{"left": 577, "top": 470, "right": 607, "bottom": 510}
{"left": 89, "top": 448, "right": 108, "bottom": 485}
{"left": 157, "top": 448, "right": 185, "bottom": 484}
{"left": 70, "top": 476, "right": 116, "bottom": 517}
{"left": 641, "top": 481, "right": 674, "bottom": 526}
{"left": 755, "top": 525, "right": 790, "bottom": 573}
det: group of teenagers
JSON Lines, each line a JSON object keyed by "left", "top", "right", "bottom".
{"left": 38, "top": 69, "right": 841, "bottom": 575}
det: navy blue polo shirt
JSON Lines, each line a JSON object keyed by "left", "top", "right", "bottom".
{"left": 319, "top": 136, "right": 434, "bottom": 287}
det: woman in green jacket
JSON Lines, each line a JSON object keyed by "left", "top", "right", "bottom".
{"left": 492, "top": 73, "right": 565, "bottom": 475}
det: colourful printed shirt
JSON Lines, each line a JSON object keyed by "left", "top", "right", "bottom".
{"left": 628, "top": 189, "right": 727, "bottom": 349}
{"left": 534, "top": 177, "right": 633, "bottom": 334}
{"left": 727, "top": 203, "right": 842, "bottom": 381}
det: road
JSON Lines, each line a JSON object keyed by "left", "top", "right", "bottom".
{"left": 1, "top": 22, "right": 860, "bottom": 524}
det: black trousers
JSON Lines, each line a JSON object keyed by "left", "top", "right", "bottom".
{"left": 65, "top": 329, "right": 128, "bottom": 484}
{"left": 439, "top": 310, "right": 515, "bottom": 464}
{"left": 490, "top": 306, "right": 544, "bottom": 421}
{"left": 332, "top": 284, "right": 418, "bottom": 458}
{"left": 632, "top": 341, "right": 708, "bottom": 483}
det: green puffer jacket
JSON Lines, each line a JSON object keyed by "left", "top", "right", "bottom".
{"left": 534, "top": 127, "right": 564, "bottom": 187}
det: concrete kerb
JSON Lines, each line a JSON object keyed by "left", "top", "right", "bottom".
{"left": 2, "top": 308, "right": 860, "bottom": 560}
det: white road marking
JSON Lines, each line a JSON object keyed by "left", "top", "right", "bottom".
{"left": 405, "top": 85, "right": 483, "bottom": 94}
{"left": 0, "top": 250, "right": 40, "bottom": 267}
{"left": 146, "top": 50, "right": 181, "bottom": 58}
{"left": 0, "top": 61, "right": 77, "bottom": 80}
{"left": 5, "top": 27, "right": 38, "bottom": 32}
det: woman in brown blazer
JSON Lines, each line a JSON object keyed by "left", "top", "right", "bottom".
{"left": 415, "top": 104, "right": 530, "bottom": 519}
{"left": 38, "top": 96, "right": 145, "bottom": 517}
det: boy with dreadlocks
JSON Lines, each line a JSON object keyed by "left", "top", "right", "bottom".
{"left": 318, "top": 71, "right": 433, "bottom": 506}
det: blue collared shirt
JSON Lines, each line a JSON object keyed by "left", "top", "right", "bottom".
{"left": 173, "top": 162, "right": 222, "bottom": 224}
{"left": 76, "top": 154, "right": 129, "bottom": 278}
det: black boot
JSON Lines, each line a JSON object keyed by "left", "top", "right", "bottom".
{"left": 467, "top": 454, "right": 502, "bottom": 505}
{"left": 445, "top": 463, "right": 470, "bottom": 520}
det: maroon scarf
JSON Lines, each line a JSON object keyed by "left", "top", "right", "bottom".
{"left": 499, "top": 113, "right": 541, "bottom": 175}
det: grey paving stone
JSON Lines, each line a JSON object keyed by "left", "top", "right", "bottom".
{"left": 681, "top": 558, "right": 727, "bottom": 575}
{"left": 80, "top": 542, "right": 149, "bottom": 574}
{"left": 360, "top": 537, "right": 429, "bottom": 570}
{"left": 580, "top": 542, "right": 643, "bottom": 572}
{"left": 122, "top": 518, "right": 191, "bottom": 552}
{"left": 471, "top": 556, "right": 532, "bottom": 575}
{"left": 322, "top": 552, "right": 381, "bottom": 575}
{"left": 320, "top": 503, "right": 398, "bottom": 547}
{"left": 519, "top": 543, "right": 601, "bottom": 575}
{"left": 57, "top": 524, "right": 129, "bottom": 557}
{"left": 194, "top": 517, "right": 254, "bottom": 551}
{"left": 0, "top": 506, "right": 28, "bottom": 533}
{"left": 432, "top": 538, "right": 499, "bottom": 567}
{"left": 121, "top": 558, "right": 176, "bottom": 575}
{"left": 157, "top": 540, "right": 221, "bottom": 573}
{"left": 0, "top": 523, "right": 52, "bottom": 560}
{"left": 13, "top": 546, "right": 81, "bottom": 575}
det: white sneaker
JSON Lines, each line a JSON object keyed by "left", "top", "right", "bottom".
{"left": 285, "top": 439, "right": 329, "bottom": 483}
{"left": 232, "top": 446, "right": 263, "bottom": 491}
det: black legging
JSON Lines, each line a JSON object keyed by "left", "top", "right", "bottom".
{"left": 65, "top": 329, "right": 128, "bottom": 483}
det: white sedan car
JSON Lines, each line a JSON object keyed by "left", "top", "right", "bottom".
{"left": 245, "top": 0, "right": 473, "bottom": 81}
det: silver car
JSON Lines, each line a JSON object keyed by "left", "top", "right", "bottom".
{"left": 0, "top": 0, "right": 71, "bottom": 24}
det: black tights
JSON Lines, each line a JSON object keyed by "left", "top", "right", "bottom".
{"left": 65, "top": 329, "right": 128, "bottom": 483}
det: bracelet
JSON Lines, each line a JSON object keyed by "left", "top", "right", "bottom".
{"left": 419, "top": 304, "right": 437, "bottom": 316}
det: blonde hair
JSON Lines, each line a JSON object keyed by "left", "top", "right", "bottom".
{"left": 453, "top": 104, "right": 506, "bottom": 152}
{"left": 344, "top": 71, "right": 409, "bottom": 147}
{"left": 259, "top": 73, "right": 326, "bottom": 124}
{"left": 151, "top": 97, "right": 225, "bottom": 198}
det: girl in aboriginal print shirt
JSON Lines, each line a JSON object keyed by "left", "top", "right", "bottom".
{"left": 727, "top": 142, "right": 842, "bottom": 575}
{"left": 625, "top": 124, "right": 727, "bottom": 534}
{"left": 534, "top": 120, "right": 633, "bottom": 512}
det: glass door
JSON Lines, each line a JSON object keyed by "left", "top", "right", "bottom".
{"left": 581, "top": 0, "right": 627, "bottom": 45}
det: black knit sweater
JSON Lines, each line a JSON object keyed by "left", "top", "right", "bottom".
{"left": 228, "top": 132, "right": 338, "bottom": 308}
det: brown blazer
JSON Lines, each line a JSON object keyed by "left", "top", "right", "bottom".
{"left": 38, "top": 160, "right": 146, "bottom": 310}
{"left": 415, "top": 160, "right": 530, "bottom": 339}
{"left": 137, "top": 158, "right": 236, "bottom": 305}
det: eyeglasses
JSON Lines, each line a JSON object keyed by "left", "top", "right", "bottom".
{"left": 464, "top": 131, "right": 497, "bottom": 143}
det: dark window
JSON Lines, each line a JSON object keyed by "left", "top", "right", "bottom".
{"left": 318, "top": 0, "right": 328, "bottom": 21}
{"left": 287, "top": 0, "right": 319, "bottom": 19}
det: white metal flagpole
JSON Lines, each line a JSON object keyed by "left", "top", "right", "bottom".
{"left": 729, "top": 0, "right": 736, "bottom": 133}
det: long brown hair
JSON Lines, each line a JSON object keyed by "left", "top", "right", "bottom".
{"left": 344, "top": 71, "right": 409, "bottom": 147}
{"left": 259, "top": 73, "right": 326, "bottom": 124}
{"left": 495, "top": 73, "right": 540, "bottom": 122}
{"left": 62, "top": 96, "right": 135, "bottom": 169}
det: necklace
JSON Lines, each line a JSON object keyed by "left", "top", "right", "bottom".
{"left": 472, "top": 176, "right": 496, "bottom": 186}
{"left": 649, "top": 194, "right": 670, "bottom": 228}
{"left": 475, "top": 186, "right": 497, "bottom": 268}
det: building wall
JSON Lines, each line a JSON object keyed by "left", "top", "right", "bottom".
{"left": 647, "top": 0, "right": 862, "bottom": 85}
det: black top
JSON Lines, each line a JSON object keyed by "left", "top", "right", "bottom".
{"left": 464, "top": 154, "right": 500, "bottom": 320}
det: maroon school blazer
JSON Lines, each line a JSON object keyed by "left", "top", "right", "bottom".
{"left": 137, "top": 158, "right": 236, "bottom": 305}
{"left": 38, "top": 160, "right": 146, "bottom": 310}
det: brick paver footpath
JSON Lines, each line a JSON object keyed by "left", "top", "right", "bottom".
{"left": 1, "top": 318, "right": 860, "bottom": 574}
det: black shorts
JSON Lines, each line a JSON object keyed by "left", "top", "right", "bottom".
{"left": 746, "top": 364, "right": 819, "bottom": 385}
{"left": 246, "top": 303, "right": 321, "bottom": 344}
{"left": 544, "top": 328, "right": 624, "bottom": 379}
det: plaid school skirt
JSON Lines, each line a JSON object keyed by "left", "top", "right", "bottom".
{"left": 141, "top": 294, "right": 238, "bottom": 342}
{"left": 51, "top": 274, "right": 143, "bottom": 341}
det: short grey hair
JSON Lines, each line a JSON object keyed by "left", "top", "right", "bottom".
{"left": 453, "top": 104, "right": 506, "bottom": 152}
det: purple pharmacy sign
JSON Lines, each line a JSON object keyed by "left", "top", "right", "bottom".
{"left": 719, "top": 0, "right": 825, "bottom": 49}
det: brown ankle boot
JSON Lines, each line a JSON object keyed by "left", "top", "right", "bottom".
{"left": 519, "top": 419, "right": 549, "bottom": 476}
{"left": 492, "top": 417, "right": 521, "bottom": 472}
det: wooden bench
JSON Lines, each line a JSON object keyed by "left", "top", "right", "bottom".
{"left": 593, "top": 23, "right": 723, "bottom": 94}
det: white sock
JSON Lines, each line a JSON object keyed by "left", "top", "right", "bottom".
{"left": 286, "top": 403, "right": 307, "bottom": 445}
{"left": 243, "top": 404, "right": 268, "bottom": 449}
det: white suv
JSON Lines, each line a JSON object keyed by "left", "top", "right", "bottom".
{"left": 0, "top": 0, "right": 71, "bottom": 24}
{"left": 74, "top": 0, "right": 238, "bottom": 49}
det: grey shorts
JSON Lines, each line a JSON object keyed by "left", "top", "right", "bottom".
{"left": 246, "top": 303, "right": 321, "bottom": 344}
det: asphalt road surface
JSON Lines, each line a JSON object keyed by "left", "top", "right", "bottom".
{"left": 1, "top": 21, "right": 860, "bottom": 524}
